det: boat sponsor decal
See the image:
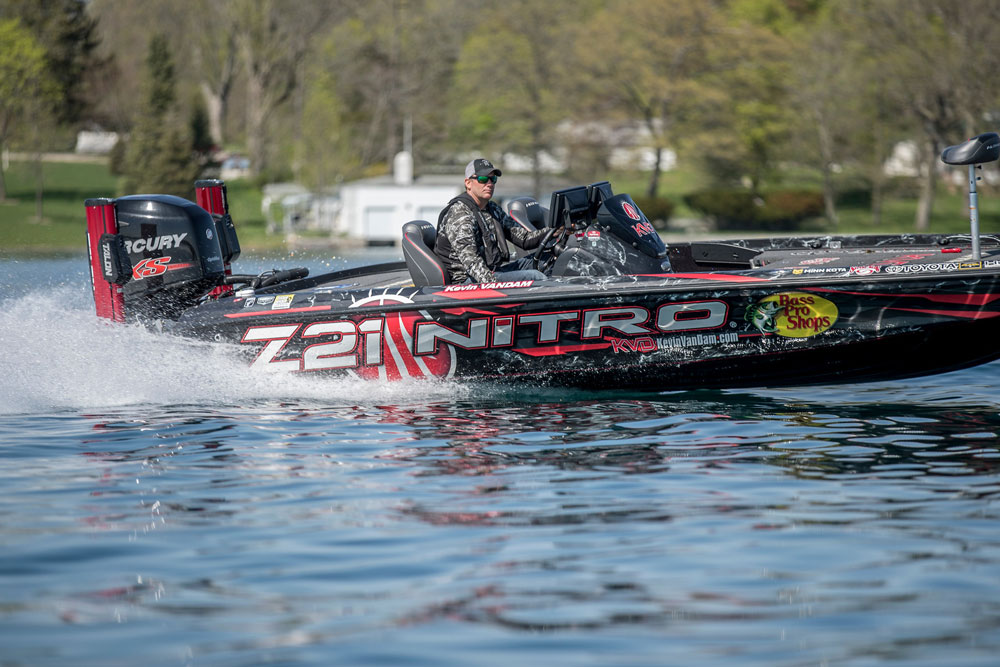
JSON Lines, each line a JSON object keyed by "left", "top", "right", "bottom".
{"left": 239, "top": 298, "right": 732, "bottom": 374}
{"left": 883, "top": 263, "right": 962, "bottom": 274}
{"left": 631, "top": 221, "right": 657, "bottom": 236}
{"left": 792, "top": 267, "right": 845, "bottom": 275}
{"left": 582, "top": 229, "right": 602, "bottom": 247}
{"left": 442, "top": 280, "right": 534, "bottom": 292}
{"left": 242, "top": 294, "right": 456, "bottom": 379}
{"left": 746, "top": 292, "right": 838, "bottom": 338}
{"left": 132, "top": 256, "right": 171, "bottom": 279}
{"left": 124, "top": 232, "right": 187, "bottom": 254}
{"left": 960, "top": 261, "right": 983, "bottom": 270}
{"left": 849, "top": 265, "right": 881, "bottom": 276}
{"left": 609, "top": 331, "right": 741, "bottom": 353}
{"left": 272, "top": 294, "right": 294, "bottom": 310}
{"left": 622, "top": 201, "right": 642, "bottom": 221}
{"left": 243, "top": 297, "right": 256, "bottom": 308}
{"left": 435, "top": 280, "right": 534, "bottom": 300}
{"left": 256, "top": 296, "right": 275, "bottom": 305}
{"left": 985, "top": 260, "right": 1000, "bottom": 268}
{"left": 798, "top": 257, "right": 836, "bottom": 265}
{"left": 660, "top": 331, "right": 740, "bottom": 348}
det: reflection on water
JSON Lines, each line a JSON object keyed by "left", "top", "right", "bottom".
{"left": 3, "top": 253, "right": 1000, "bottom": 663}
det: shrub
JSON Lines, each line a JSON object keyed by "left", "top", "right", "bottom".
{"left": 631, "top": 195, "right": 675, "bottom": 230}
{"left": 684, "top": 188, "right": 824, "bottom": 231}
{"left": 836, "top": 188, "right": 872, "bottom": 208}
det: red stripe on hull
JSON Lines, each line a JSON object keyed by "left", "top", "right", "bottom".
{"left": 224, "top": 305, "right": 332, "bottom": 318}
{"left": 514, "top": 342, "right": 612, "bottom": 357}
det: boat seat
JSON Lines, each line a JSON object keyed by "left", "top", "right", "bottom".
{"left": 401, "top": 220, "right": 448, "bottom": 286}
{"left": 507, "top": 196, "right": 549, "bottom": 230}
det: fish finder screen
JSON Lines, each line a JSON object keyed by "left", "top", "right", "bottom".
{"left": 549, "top": 186, "right": 591, "bottom": 227}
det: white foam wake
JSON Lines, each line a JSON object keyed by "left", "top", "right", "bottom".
{"left": 0, "top": 287, "right": 467, "bottom": 415}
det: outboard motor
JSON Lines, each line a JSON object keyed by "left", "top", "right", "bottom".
{"left": 85, "top": 194, "right": 228, "bottom": 322}
{"left": 550, "top": 187, "right": 670, "bottom": 277}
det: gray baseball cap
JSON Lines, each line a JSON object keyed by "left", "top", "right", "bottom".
{"left": 465, "top": 158, "right": 502, "bottom": 179}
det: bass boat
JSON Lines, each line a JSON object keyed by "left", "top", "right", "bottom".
{"left": 84, "top": 133, "right": 1000, "bottom": 389}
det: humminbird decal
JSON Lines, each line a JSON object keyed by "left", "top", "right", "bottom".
{"left": 240, "top": 299, "right": 730, "bottom": 374}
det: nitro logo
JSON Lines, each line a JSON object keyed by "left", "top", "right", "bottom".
{"left": 746, "top": 292, "right": 838, "bottom": 338}
{"left": 622, "top": 201, "right": 641, "bottom": 221}
{"left": 240, "top": 299, "right": 731, "bottom": 377}
{"left": 133, "top": 256, "right": 171, "bottom": 279}
{"left": 125, "top": 233, "right": 187, "bottom": 254}
{"left": 241, "top": 294, "right": 456, "bottom": 380}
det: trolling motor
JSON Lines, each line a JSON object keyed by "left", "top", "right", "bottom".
{"left": 941, "top": 132, "right": 1000, "bottom": 260}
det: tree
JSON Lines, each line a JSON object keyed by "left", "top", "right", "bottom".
{"left": 699, "top": 8, "right": 797, "bottom": 194}
{"left": 576, "top": 0, "right": 726, "bottom": 197}
{"left": 231, "top": 0, "right": 346, "bottom": 179}
{"left": 846, "top": 0, "right": 1000, "bottom": 230}
{"left": 0, "top": 0, "right": 101, "bottom": 125}
{"left": 451, "top": 0, "right": 583, "bottom": 197}
{"left": 0, "top": 19, "right": 57, "bottom": 201}
{"left": 297, "top": 0, "right": 471, "bottom": 186}
{"left": 121, "top": 34, "right": 199, "bottom": 198}
{"left": 787, "top": 3, "right": 909, "bottom": 227}
{"left": 180, "top": 0, "right": 239, "bottom": 147}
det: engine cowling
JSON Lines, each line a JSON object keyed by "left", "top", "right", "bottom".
{"left": 86, "top": 194, "right": 228, "bottom": 321}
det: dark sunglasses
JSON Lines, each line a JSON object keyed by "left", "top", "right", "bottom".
{"left": 472, "top": 174, "right": 498, "bottom": 184}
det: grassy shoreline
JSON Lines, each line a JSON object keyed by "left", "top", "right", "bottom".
{"left": 2, "top": 159, "right": 998, "bottom": 257}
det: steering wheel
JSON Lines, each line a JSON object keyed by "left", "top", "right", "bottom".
{"left": 533, "top": 225, "right": 567, "bottom": 273}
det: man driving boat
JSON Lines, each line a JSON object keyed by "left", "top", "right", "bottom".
{"left": 434, "top": 158, "right": 548, "bottom": 284}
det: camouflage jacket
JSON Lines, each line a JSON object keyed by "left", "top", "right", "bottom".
{"left": 434, "top": 194, "right": 545, "bottom": 283}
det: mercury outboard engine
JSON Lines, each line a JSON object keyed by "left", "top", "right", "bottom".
{"left": 548, "top": 183, "right": 670, "bottom": 277}
{"left": 85, "top": 187, "right": 236, "bottom": 322}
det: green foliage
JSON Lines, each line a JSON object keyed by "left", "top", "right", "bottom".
{"left": 450, "top": 0, "right": 580, "bottom": 183}
{"left": 630, "top": 196, "right": 675, "bottom": 230}
{"left": 0, "top": 18, "right": 58, "bottom": 200}
{"left": 684, "top": 188, "right": 824, "bottom": 231}
{"left": 121, "top": 34, "right": 199, "bottom": 198}
{"left": 0, "top": 0, "right": 101, "bottom": 124}
{"left": 0, "top": 159, "right": 116, "bottom": 252}
{"left": 0, "top": 19, "right": 53, "bottom": 108}
{"left": 0, "top": 159, "right": 285, "bottom": 253}
{"left": 189, "top": 94, "right": 214, "bottom": 156}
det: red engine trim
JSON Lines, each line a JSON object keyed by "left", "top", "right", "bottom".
{"left": 85, "top": 199, "right": 125, "bottom": 322}
{"left": 196, "top": 179, "right": 233, "bottom": 299}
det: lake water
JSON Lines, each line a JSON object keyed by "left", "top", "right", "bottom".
{"left": 2, "top": 252, "right": 1000, "bottom": 665}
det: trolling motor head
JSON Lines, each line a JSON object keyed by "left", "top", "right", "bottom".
{"left": 941, "top": 132, "right": 1000, "bottom": 166}
{"left": 941, "top": 132, "right": 1000, "bottom": 260}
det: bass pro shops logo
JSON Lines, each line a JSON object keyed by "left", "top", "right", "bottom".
{"left": 746, "top": 292, "right": 838, "bottom": 338}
